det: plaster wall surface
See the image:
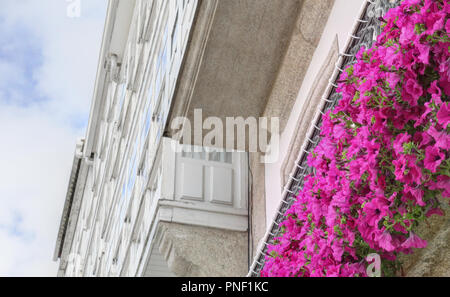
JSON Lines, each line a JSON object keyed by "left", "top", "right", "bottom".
{"left": 153, "top": 222, "right": 248, "bottom": 277}
{"left": 264, "top": 0, "right": 366, "bottom": 228}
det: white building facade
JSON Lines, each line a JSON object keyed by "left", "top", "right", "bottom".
{"left": 54, "top": 0, "right": 248, "bottom": 277}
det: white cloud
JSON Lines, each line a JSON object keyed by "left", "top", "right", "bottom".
{"left": 0, "top": 105, "right": 79, "bottom": 276}
{"left": 0, "top": 0, "right": 107, "bottom": 276}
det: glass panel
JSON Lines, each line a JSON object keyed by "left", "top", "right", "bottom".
{"left": 225, "top": 152, "right": 233, "bottom": 164}
{"left": 181, "top": 148, "right": 192, "bottom": 158}
{"left": 209, "top": 151, "right": 221, "bottom": 162}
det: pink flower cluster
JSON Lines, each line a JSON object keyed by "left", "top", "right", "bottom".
{"left": 262, "top": 0, "right": 449, "bottom": 277}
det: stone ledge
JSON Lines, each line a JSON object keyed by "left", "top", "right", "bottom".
{"left": 153, "top": 222, "right": 248, "bottom": 277}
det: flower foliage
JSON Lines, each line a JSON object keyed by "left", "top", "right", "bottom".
{"left": 262, "top": 0, "right": 450, "bottom": 277}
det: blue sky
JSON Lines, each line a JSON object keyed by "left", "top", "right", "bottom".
{"left": 0, "top": 0, "right": 107, "bottom": 276}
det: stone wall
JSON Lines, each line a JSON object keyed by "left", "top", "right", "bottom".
{"left": 157, "top": 222, "right": 248, "bottom": 277}
{"left": 400, "top": 198, "right": 450, "bottom": 277}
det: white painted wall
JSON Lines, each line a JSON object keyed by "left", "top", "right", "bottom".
{"left": 264, "top": 0, "right": 366, "bottom": 226}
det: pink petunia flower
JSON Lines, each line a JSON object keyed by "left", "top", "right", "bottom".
{"left": 424, "top": 145, "right": 444, "bottom": 173}
{"left": 416, "top": 43, "right": 430, "bottom": 65}
{"left": 393, "top": 133, "right": 410, "bottom": 155}
{"left": 401, "top": 232, "right": 427, "bottom": 249}
{"left": 427, "top": 176, "right": 450, "bottom": 199}
{"left": 404, "top": 78, "right": 423, "bottom": 105}
{"left": 426, "top": 208, "right": 445, "bottom": 218}
{"left": 363, "top": 197, "right": 390, "bottom": 227}
{"left": 425, "top": 11, "right": 445, "bottom": 34}
{"left": 436, "top": 102, "right": 450, "bottom": 127}
{"left": 404, "top": 185, "right": 426, "bottom": 207}
{"left": 428, "top": 81, "right": 442, "bottom": 105}
{"left": 427, "top": 126, "right": 450, "bottom": 149}
{"left": 378, "top": 231, "right": 396, "bottom": 252}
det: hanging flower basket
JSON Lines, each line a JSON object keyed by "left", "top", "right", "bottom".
{"left": 262, "top": 0, "right": 450, "bottom": 277}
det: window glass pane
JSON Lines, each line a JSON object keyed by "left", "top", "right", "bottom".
{"left": 209, "top": 151, "right": 221, "bottom": 162}
{"left": 225, "top": 152, "right": 233, "bottom": 164}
